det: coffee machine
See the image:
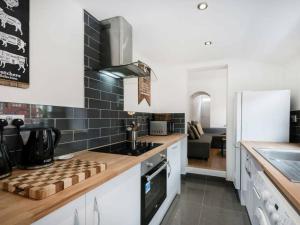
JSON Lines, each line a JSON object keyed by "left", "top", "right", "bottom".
{"left": 13, "top": 119, "right": 61, "bottom": 169}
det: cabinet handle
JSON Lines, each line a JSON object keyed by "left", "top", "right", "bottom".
{"left": 93, "top": 197, "right": 101, "bottom": 225}
{"left": 167, "top": 161, "right": 171, "bottom": 178}
{"left": 74, "top": 209, "right": 80, "bottom": 225}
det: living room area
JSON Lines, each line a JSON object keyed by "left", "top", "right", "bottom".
{"left": 186, "top": 66, "right": 228, "bottom": 176}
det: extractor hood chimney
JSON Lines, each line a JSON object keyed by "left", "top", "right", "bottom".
{"left": 98, "top": 16, "right": 156, "bottom": 79}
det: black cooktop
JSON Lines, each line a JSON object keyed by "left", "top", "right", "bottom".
{"left": 89, "top": 141, "right": 163, "bottom": 156}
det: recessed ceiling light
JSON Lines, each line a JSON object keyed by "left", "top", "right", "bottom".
{"left": 204, "top": 41, "right": 212, "bottom": 46}
{"left": 197, "top": 2, "right": 208, "bottom": 10}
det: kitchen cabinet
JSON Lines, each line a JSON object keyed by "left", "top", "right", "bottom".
{"left": 85, "top": 164, "right": 141, "bottom": 225}
{"left": 32, "top": 195, "right": 86, "bottom": 225}
{"left": 180, "top": 137, "right": 187, "bottom": 175}
{"left": 149, "top": 141, "right": 181, "bottom": 225}
{"left": 241, "top": 146, "right": 262, "bottom": 225}
{"left": 167, "top": 142, "right": 181, "bottom": 202}
{"left": 32, "top": 165, "right": 140, "bottom": 225}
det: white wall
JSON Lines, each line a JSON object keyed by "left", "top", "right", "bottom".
{"left": 124, "top": 64, "right": 187, "bottom": 113}
{"left": 0, "top": 0, "right": 84, "bottom": 108}
{"left": 187, "top": 68, "right": 227, "bottom": 128}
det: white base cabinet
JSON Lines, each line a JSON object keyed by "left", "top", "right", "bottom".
{"left": 32, "top": 139, "right": 184, "bottom": 225}
{"left": 32, "top": 165, "right": 140, "bottom": 225}
{"left": 31, "top": 195, "right": 86, "bottom": 225}
{"left": 86, "top": 164, "right": 140, "bottom": 225}
{"left": 180, "top": 137, "right": 187, "bottom": 175}
{"left": 149, "top": 141, "right": 181, "bottom": 225}
{"left": 241, "top": 146, "right": 262, "bottom": 225}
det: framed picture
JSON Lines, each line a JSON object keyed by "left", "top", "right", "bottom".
{"left": 0, "top": 0, "right": 29, "bottom": 88}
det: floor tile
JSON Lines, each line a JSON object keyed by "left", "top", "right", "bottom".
{"left": 161, "top": 174, "right": 251, "bottom": 225}
{"left": 172, "top": 200, "right": 202, "bottom": 225}
{"left": 180, "top": 182, "right": 205, "bottom": 205}
{"left": 199, "top": 206, "right": 251, "bottom": 225}
{"left": 204, "top": 180, "right": 243, "bottom": 212}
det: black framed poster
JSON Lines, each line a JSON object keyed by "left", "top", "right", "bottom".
{"left": 0, "top": 0, "right": 29, "bottom": 88}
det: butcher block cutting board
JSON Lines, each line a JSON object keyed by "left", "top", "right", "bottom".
{"left": 0, "top": 160, "right": 107, "bottom": 200}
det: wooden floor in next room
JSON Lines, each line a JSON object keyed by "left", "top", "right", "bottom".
{"left": 188, "top": 148, "right": 226, "bottom": 171}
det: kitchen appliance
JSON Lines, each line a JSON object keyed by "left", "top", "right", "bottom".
{"left": 234, "top": 90, "right": 290, "bottom": 193}
{"left": 89, "top": 141, "right": 162, "bottom": 156}
{"left": 150, "top": 121, "right": 174, "bottom": 136}
{"left": 97, "top": 16, "right": 156, "bottom": 79}
{"left": 15, "top": 123, "right": 61, "bottom": 169}
{"left": 141, "top": 150, "right": 168, "bottom": 225}
{"left": 252, "top": 171, "right": 300, "bottom": 225}
{"left": 0, "top": 119, "right": 12, "bottom": 179}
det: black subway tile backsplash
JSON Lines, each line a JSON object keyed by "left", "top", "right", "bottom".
{"left": 60, "top": 131, "right": 74, "bottom": 144}
{"left": 88, "top": 137, "right": 110, "bottom": 149}
{"left": 74, "top": 130, "right": 89, "bottom": 141}
{"left": 85, "top": 87, "right": 100, "bottom": 99}
{"left": 89, "top": 119, "right": 110, "bottom": 129}
{"left": 290, "top": 110, "right": 300, "bottom": 143}
{"left": 56, "top": 119, "right": 88, "bottom": 130}
{"left": 55, "top": 140, "right": 88, "bottom": 156}
{"left": 87, "top": 108, "right": 100, "bottom": 118}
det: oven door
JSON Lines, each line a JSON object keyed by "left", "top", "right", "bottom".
{"left": 141, "top": 161, "right": 167, "bottom": 225}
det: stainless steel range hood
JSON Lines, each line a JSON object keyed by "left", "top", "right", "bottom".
{"left": 99, "top": 16, "right": 156, "bottom": 80}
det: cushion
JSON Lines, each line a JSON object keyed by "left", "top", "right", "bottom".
{"left": 191, "top": 125, "right": 201, "bottom": 139}
{"left": 187, "top": 124, "right": 195, "bottom": 139}
{"left": 195, "top": 122, "right": 204, "bottom": 136}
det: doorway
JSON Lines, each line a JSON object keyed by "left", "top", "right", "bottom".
{"left": 186, "top": 66, "right": 228, "bottom": 177}
{"left": 190, "top": 92, "right": 211, "bottom": 128}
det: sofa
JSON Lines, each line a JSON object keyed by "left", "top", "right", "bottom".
{"left": 188, "top": 128, "right": 226, "bottom": 160}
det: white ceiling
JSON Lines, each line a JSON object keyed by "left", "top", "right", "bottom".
{"left": 76, "top": 0, "right": 300, "bottom": 65}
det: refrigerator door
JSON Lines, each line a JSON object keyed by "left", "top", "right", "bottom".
{"left": 234, "top": 92, "right": 242, "bottom": 190}
{"left": 234, "top": 92, "right": 242, "bottom": 148}
{"left": 241, "top": 90, "right": 290, "bottom": 142}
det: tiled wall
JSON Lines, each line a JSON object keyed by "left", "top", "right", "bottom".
{"left": 290, "top": 111, "right": 300, "bottom": 143}
{"left": 170, "top": 113, "right": 185, "bottom": 133}
{"left": 0, "top": 11, "right": 185, "bottom": 166}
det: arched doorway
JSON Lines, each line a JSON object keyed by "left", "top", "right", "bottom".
{"left": 190, "top": 91, "right": 211, "bottom": 128}
{"left": 187, "top": 66, "right": 228, "bottom": 177}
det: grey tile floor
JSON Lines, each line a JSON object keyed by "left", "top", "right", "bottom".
{"left": 161, "top": 174, "right": 251, "bottom": 225}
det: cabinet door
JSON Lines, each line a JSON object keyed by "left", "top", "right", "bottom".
{"left": 86, "top": 164, "right": 140, "bottom": 225}
{"left": 32, "top": 195, "right": 85, "bottom": 225}
{"left": 241, "top": 146, "right": 251, "bottom": 206}
{"left": 167, "top": 142, "right": 181, "bottom": 202}
{"left": 149, "top": 141, "right": 181, "bottom": 225}
{"left": 179, "top": 137, "right": 187, "bottom": 175}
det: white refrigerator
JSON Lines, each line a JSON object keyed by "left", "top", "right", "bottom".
{"left": 234, "top": 90, "right": 290, "bottom": 191}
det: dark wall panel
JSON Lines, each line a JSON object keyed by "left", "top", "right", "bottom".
{"left": 290, "top": 111, "right": 300, "bottom": 143}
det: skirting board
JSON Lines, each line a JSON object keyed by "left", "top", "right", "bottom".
{"left": 186, "top": 166, "right": 227, "bottom": 178}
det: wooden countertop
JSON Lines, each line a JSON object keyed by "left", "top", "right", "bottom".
{"left": 241, "top": 141, "right": 300, "bottom": 213}
{"left": 0, "top": 134, "right": 187, "bottom": 225}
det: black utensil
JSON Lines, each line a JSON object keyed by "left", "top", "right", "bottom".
{"left": 0, "top": 119, "right": 12, "bottom": 179}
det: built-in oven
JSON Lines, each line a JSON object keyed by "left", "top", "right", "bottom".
{"left": 141, "top": 150, "right": 168, "bottom": 225}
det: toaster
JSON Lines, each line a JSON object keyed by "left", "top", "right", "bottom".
{"left": 150, "top": 121, "right": 174, "bottom": 136}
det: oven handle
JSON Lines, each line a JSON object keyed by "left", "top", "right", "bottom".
{"left": 146, "top": 161, "right": 168, "bottom": 182}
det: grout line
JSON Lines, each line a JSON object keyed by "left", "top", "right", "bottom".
{"left": 197, "top": 176, "right": 207, "bottom": 225}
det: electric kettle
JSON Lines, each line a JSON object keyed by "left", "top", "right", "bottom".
{"left": 13, "top": 120, "right": 61, "bottom": 169}
{"left": 0, "top": 119, "right": 12, "bottom": 179}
